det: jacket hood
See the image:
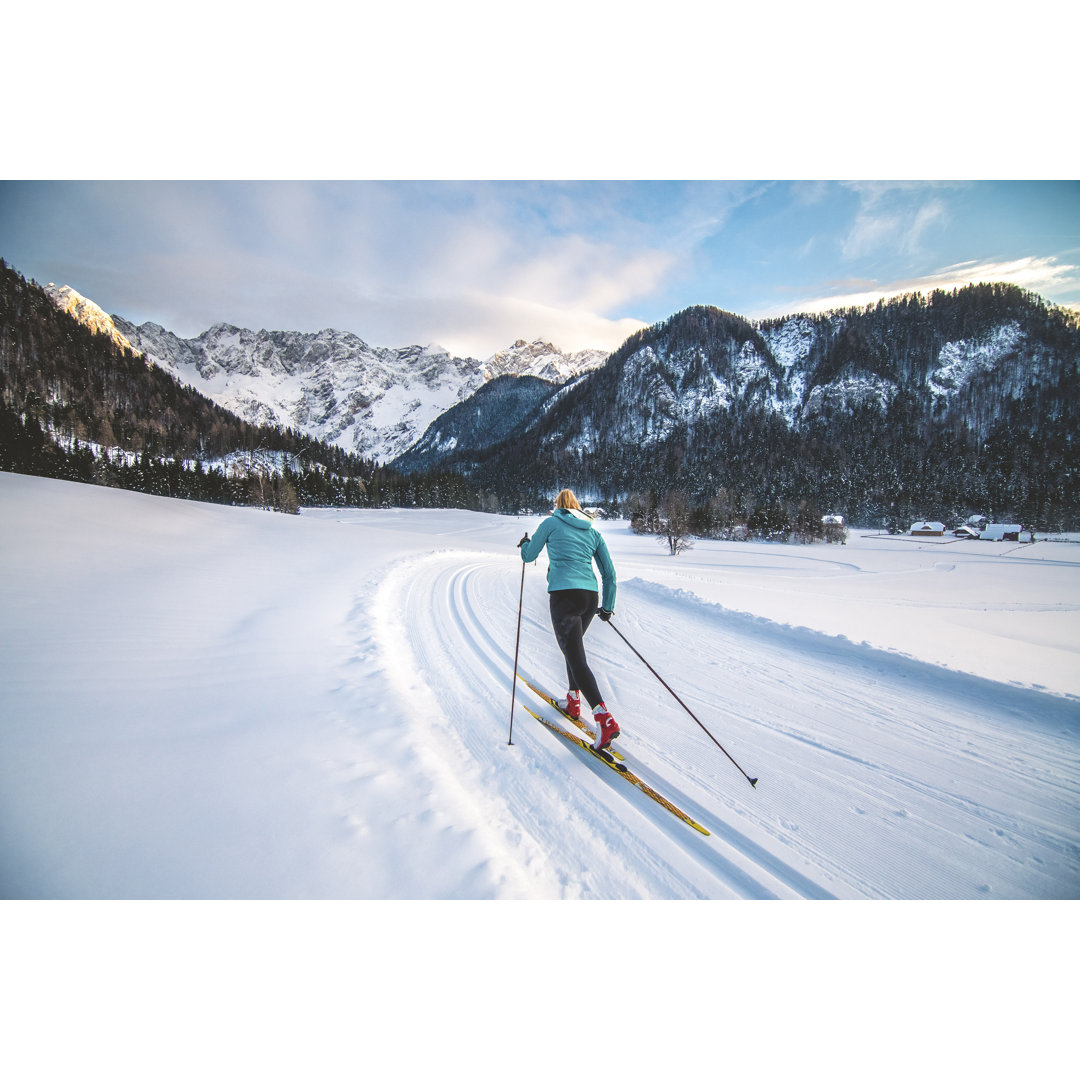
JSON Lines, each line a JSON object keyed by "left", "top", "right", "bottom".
{"left": 553, "top": 507, "right": 594, "bottom": 530}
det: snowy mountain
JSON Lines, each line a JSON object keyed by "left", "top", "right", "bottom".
{"left": 27, "top": 273, "right": 1080, "bottom": 527}
{"left": 448, "top": 287, "right": 1080, "bottom": 524}
{"left": 41, "top": 284, "right": 606, "bottom": 463}
{"left": 400, "top": 286, "right": 1078, "bottom": 482}
{"left": 484, "top": 337, "right": 608, "bottom": 384}
{"left": 551, "top": 290, "right": 1076, "bottom": 453}
{"left": 110, "top": 316, "right": 479, "bottom": 462}
{"left": 109, "top": 314, "right": 605, "bottom": 463}
{"left": 392, "top": 374, "right": 563, "bottom": 474}
{"left": 46, "top": 279, "right": 1074, "bottom": 478}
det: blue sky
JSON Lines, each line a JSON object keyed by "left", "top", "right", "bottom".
{"left": 5, "top": 5, "right": 1076, "bottom": 358}
{"left": 2, "top": 180, "right": 1076, "bottom": 358}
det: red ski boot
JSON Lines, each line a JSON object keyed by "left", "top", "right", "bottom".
{"left": 557, "top": 689, "right": 581, "bottom": 720}
{"left": 591, "top": 705, "right": 620, "bottom": 751}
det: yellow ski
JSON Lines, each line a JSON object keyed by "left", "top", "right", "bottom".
{"left": 522, "top": 703, "right": 710, "bottom": 836}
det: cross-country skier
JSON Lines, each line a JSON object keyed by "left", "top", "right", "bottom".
{"left": 518, "top": 489, "right": 620, "bottom": 750}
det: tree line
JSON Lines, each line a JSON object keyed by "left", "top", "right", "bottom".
{"left": 628, "top": 487, "right": 848, "bottom": 551}
{"left": 0, "top": 260, "right": 482, "bottom": 513}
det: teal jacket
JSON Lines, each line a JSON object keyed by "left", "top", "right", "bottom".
{"left": 520, "top": 508, "right": 616, "bottom": 612}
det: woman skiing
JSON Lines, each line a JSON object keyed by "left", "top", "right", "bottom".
{"left": 518, "top": 489, "right": 620, "bottom": 750}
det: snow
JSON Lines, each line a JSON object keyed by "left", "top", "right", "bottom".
{"left": 2, "top": 472, "right": 1074, "bottom": 1073}
{"left": 928, "top": 320, "right": 1024, "bottom": 399}
{"left": 760, "top": 314, "right": 817, "bottom": 370}
{"left": 103, "top": 309, "right": 605, "bottom": 463}
{"left": 803, "top": 371, "right": 897, "bottom": 416}
{"left": 3, "top": 469, "right": 1076, "bottom": 901}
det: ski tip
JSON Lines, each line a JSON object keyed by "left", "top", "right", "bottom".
{"left": 749, "top": 777, "right": 759, "bottom": 788}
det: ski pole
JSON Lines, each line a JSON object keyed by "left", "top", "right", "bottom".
{"left": 508, "top": 536, "right": 529, "bottom": 745}
{"left": 603, "top": 617, "right": 758, "bottom": 788}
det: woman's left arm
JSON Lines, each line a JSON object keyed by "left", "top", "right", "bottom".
{"left": 520, "top": 517, "right": 553, "bottom": 563}
{"left": 594, "top": 533, "right": 617, "bottom": 612}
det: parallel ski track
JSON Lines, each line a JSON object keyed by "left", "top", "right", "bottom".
{"left": 377, "top": 550, "right": 1080, "bottom": 900}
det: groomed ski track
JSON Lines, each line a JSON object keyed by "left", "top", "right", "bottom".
{"left": 372, "top": 548, "right": 1080, "bottom": 900}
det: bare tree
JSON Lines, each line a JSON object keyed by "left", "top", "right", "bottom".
{"left": 658, "top": 490, "right": 695, "bottom": 555}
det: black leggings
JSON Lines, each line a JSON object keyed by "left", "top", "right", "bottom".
{"left": 549, "top": 589, "right": 603, "bottom": 709}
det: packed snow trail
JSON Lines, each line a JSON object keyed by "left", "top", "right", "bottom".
{"left": 372, "top": 549, "right": 1080, "bottom": 899}
{"left": 2, "top": 475, "right": 1078, "bottom": 899}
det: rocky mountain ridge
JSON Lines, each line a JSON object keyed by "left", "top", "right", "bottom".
{"left": 36, "top": 275, "right": 1080, "bottom": 528}
{"left": 44, "top": 284, "right": 606, "bottom": 462}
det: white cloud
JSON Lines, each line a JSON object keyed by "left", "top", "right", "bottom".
{"left": 763, "top": 255, "right": 1080, "bottom": 318}
{"left": 256, "top": 184, "right": 674, "bottom": 354}
{"left": 790, "top": 180, "right": 830, "bottom": 206}
{"left": 840, "top": 182, "right": 960, "bottom": 260}
{"left": 37, "top": 182, "right": 672, "bottom": 355}
{"left": 337, "top": 216, "right": 669, "bottom": 355}
{"left": 905, "top": 199, "right": 949, "bottom": 254}
{"left": 412, "top": 291, "right": 648, "bottom": 359}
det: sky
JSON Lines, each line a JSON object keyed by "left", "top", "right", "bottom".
{"left": 2, "top": 180, "right": 1078, "bottom": 359}
{"left": 3, "top": 5, "right": 1078, "bottom": 359}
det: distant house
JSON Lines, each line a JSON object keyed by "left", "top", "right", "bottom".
{"left": 954, "top": 525, "right": 981, "bottom": 539}
{"left": 910, "top": 521, "right": 946, "bottom": 536}
{"left": 822, "top": 514, "right": 847, "bottom": 544}
{"left": 981, "top": 523, "right": 1023, "bottom": 541}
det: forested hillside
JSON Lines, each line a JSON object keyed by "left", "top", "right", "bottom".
{"left": 0, "top": 261, "right": 477, "bottom": 511}
{"left": 438, "top": 287, "right": 1080, "bottom": 531}
{"left": 4, "top": 255, "right": 1077, "bottom": 532}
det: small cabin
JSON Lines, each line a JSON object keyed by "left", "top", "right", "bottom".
{"left": 910, "top": 521, "right": 946, "bottom": 537}
{"left": 822, "top": 514, "right": 847, "bottom": 544}
{"left": 981, "top": 523, "right": 1023, "bottom": 542}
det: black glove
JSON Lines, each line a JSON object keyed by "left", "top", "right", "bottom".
{"left": 517, "top": 532, "right": 530, "bottom": 549}
{"left": 597, "top": 608, "right": 613, "bottom": 622}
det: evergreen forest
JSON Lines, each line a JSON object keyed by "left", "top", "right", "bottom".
{"left": 3, "top": 258, "right": 1078, "bottom": 536}
{"left": 444, "top": 289, "right": 1080, "bottom": 532}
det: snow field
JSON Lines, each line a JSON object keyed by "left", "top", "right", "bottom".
{"left": 2, "top": 470, "right": 1077, "bottom": 901}
{"left": 2, "top": 472, "right": 1078, "bottom": 1078}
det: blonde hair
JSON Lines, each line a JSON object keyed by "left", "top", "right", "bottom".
{"left": 554, "top": 489, "right": 582, "bottom": 511}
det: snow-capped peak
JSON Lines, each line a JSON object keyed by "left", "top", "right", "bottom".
{"left": 43, "top": 282, "right": 611, "bottom": 463}
{"left": 44, "top": 284, "right": 139, "bottom": 356}
{"left": 484, "top": 338, "right": 607, "bottom": 383}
